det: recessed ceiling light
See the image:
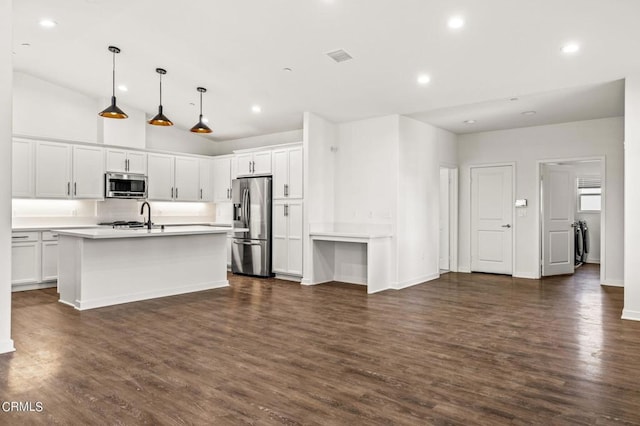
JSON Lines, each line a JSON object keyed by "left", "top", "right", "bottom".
{"left": 39, "top": 19, "right": 57, "bottom": 28}
{"left": 189, "top": 102, "right": 195, "bottom": 106}
{"left": 448, "top": 16, "right": 465, "bottom": 29}
{"left": 251, "top": 105, "right": 262, "bottom": 113}
{"left": 417, "top": 74, "right": 431, "bottom": 85}
{"left": 561, "top": 43, "right": 580, "bottom": 54}
{"left": 20, "top": 43, "right": 31, "bottom": 47}
{"left": 510, "top": 97, "right": 519, "bottom": 101}
{"left": 464, "top": 120, "right": 476, "bottom": 124}
{"left": 117, "top": 85, "right": 128, "bottom": 92}
{"left": 522, "top": 110, "right": 537, "bottom": 116}
{"left": 283, "top": 67, "right": 293, "bottom": 72}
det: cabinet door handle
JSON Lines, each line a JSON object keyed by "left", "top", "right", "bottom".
{"left": 171, "top": 187, "right": 174, "bottom": 198}
{"left": 200, "top": 189, "right": 203, "bottom": 199}
{"left": 67, "top": 182, "right": 70, "bottom": 196}
{"left": 126, "top": 159, "right": 130, "bottom": 171}
{"left": 284, "top": 204, "right": 288, "bottom": 217}
{"left": 227, "top": 188, "right": 230, "bottom": 199}
{"left": 12, "top": 236, "right": 29, "bottom": 239}
{"left": 284, "top": 184, "right": 288, "bottom": 197}
{"left": 74, "top": 182, "right": 77, "bottom": 196}
{"left": 176, "top": 188, "right": 179, "bottom": 199}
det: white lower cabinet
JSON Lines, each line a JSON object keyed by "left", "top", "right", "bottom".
{"left": 12, "top": 231, "right": 59, "bottom": 291}
{"left": 272, "top": 200, "right": 303, "bottom": 276}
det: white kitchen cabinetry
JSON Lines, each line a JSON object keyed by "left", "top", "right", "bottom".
{"left": 174, "top": 156, "right": 200, "bottom": 201}
{"left": 35, "top": 141, "right": 72, "bottom": 198}
{"left": 41, "top": 231, "right": 59, "bottom": 282}
{"left": 213, "top": 156, "right": 233, "bottom": 202}
{"left": 72, "top": 146, "right": 105, "bottom": 199}
{"left": 11, "top": 232, "right": 40, "bottom": 286}
{"left": 272, "top": 200, "right": 303, "bottom": 276}
{"left": 105, "top": 149, "right": 147, "bottom": 174}
{"left": 148, "top": 154, "right": 204, "bottom": 202}
{"left": 199, "top": 159, "right": 213, "bottom": 202}
{"left": 12, "top": 140, "right": 34, "bottom": 198}
{"left": 147, "top": 153, "right": 175, "bottom": 201}
{"left": 235, "top": 151, "right": 272, "bottom": 177}
{"left": 34, "top": 141, "right": 104, "bottom": 200}
{"left": 272, "top": 146, "right": 303, "bottom": 200}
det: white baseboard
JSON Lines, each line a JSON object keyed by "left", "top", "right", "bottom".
{"left": 621, "top": 309, "right": 640, "bottom": 321}
{"left": 602, "top": 279, "right": 624, "bottom": 287}
{"left": 0, "top": 339, "right": 15, "bottom": 354}
{"left": 275, "top": 274, "right": 302, "bottom": 283}
{"left": 74, "top": 280, "right": 229, "bottom": 311}
{"left": 393, "top": 273, "right": 440, "bottom": 290}
{"left": 12, "top": 282, "right": 57, "bottom": 292}
{"left": 514, "top": 272, "right": 539, "bottom": 279}
{"left": 458, "top": 267, "right": 471, "bottom": 273}
{"left": 586, "top": 259, "right": 600, "bottom": 264}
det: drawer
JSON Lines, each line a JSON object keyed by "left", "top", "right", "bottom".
{"left": 42, "top": 231, "right": 59, "bottom": 241}
{"left": 11, "top": 232, "right": 39, "bottom": 243}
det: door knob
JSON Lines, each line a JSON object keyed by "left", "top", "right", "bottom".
{"left": 501, "top": 224, "right": 511, "bottom": 228}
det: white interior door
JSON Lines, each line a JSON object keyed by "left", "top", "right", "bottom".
{"left": 542, "top": 164, "right": 576, "bottom": 276}
{"left": 471, "top": 165, "right": 513, "bottom": 274}
{"left": 439, "top": 168, "right": 450, "bottom": 271}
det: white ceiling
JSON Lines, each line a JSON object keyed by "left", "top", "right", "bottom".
{"left": 12, "top": 0, "right": 639, "bottom": 141}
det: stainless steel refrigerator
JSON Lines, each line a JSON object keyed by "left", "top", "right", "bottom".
{"left": 231, "top": 176, "right": 273, "bottom": 277}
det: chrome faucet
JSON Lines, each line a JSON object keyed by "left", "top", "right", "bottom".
{"left": 140, "top": 201, "right": 152, "bottom": 230}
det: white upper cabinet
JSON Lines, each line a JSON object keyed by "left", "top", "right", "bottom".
{"left": 35, "top": 141, "right": 72, "bottom": 199}
{"left": 105, "top": 149, "right": 147, "bottom": 174}
{"left": 147, "top": 153, "right": 175, "bottom": 201}
{"left": 212, "top": 156, "right": 232, "bottom": 202}
{"left": 12, "top": 140, "right": 34, "bottom": 198}
{"left": 272, "top": 146, "right": 303, "bottom": 200}
{"left": 72, "top": 145, "right": 104, "bottom": 199}
{"left": 235, "top": 150, "right": 272, "bottom": 177}
{"left": 199, "top": 158, "right": 213, "bottom": 202}
{"left": 174, "top": 156, "right": 200, "bottom": 202}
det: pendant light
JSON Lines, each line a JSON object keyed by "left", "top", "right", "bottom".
{"left": 190, "top": 87, "right": 212, "bottom": 133}
{"left": 99, "top": 46, "right": 128, "bottom": 119}
{"left": 148, "top": 68, "right": 173, "bottom": 126}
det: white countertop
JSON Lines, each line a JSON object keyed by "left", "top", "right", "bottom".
{"left": 12, "top": 224, "right": 108, "bottom": 232}
{"left": 309, "top": 230, "right": 393, "bottom": 239}
{"left": 57, "top": 226, "right": 230, "bottom": 239}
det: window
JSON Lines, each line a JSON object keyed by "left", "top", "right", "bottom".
{"left": 577, "top": 177, "right": 601, "bottom": 212}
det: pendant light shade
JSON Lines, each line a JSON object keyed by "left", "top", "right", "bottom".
{"left": 190, "top": 87, "right": 212, "bottom": 134}
{"left": 99, "top": 46, "right": 128, "bottom": 119}
{"left": 149, "top": 68, "right": 173, "bottom": 126}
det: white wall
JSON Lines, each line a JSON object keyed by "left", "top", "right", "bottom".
{"left": 99, "top": 99, "right": 146, "bottom": 149}
{"left": 396, "top": 116, "right": 441, "bottom": 287}
{"left": 624, "top": 75, "right": 640, "bottom": 320}
{"left": 145, "top": 122, "right": 214, "bottom": 155}
{"left": 1, "top": 0, "right": 15, "bottom": 354}
{"left": 438, "top": 127, "right": 458, "bottom": 166}
{"left": 13, "top": 72, "right": 98, "bottom": 143}
{"left": 213, "top": 129, "right": 303, "bottom": 155}
{"left": 458, "top": 117, "right": 624, "bottom": 284}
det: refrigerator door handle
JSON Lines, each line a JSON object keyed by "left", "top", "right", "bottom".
{"left": 233, "top": 241, "right": 262, "bottom": 246}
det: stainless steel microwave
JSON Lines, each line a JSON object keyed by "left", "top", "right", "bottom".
{"left": 105, "top": 172, "right": 148, "bottom": 199}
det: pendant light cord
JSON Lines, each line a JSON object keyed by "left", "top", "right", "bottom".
{"left": 199, "top": 90, "right": 203, "bottom": 118}
{"left": 111, "top": 50, "right": 116, "bottom": 98}
{"left": 159, "top": 73, "right": 162, "bottom": 106}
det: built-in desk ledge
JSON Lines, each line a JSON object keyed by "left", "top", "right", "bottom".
{"left": 309, "top": 223, "right": 393, "bottom": 240}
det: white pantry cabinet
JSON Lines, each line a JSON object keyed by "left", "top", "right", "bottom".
{"left": 12, "top": 140, "right": 34, "bottom": 198}
{"left": 147, "top": 154, "right": 203, "bottom": 202}
{"left": 33, "top": 141, "right": 104, "bottom": 200}
{"left": 105, "top": 149, "right": 147, "bottom": 174}
{"left": 272, "top": 146, "right": 303, "bottom": 200}
{"left": 235, "top": 150, "right": 272, "bottom": 177}
{"left": 272, "top": 200, "right": 303, "bottom": 276}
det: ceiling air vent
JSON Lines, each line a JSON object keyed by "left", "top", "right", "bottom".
{"left": 326, "top": 49, "right": 353, "bottom": 63}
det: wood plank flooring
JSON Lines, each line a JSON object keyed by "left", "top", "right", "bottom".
{"left": 1, "top": 264, "right": 640, "bottom": 425}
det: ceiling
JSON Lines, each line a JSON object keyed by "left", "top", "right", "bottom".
{"left": 12, "top": 0, "right": 639, "bottom": 141}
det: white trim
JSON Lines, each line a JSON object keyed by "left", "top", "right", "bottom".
{"left": 439, "top": 165, "right": 459, "bottom": 273}
{"left": 73, "top": 280, "right": 229, "bottom": 311}
{"left": 621, "top": 309, "right": 640, "bottom": 321}
{"left": 300, "top": 278, "right": 316, "bottom": 285}
{"left": 513, "top": 272, "right": 538, "bottom": 279}
{"left": 11, "top": 282, "right": 56, "bottom": 292}
{"left": 275, "top": 274, "right": 302, "bottom": 282}
{"left": 0, "top": 339, "right": 15, "bottom": 354}
{"left": 393, "top": 273, "right": 440, "bottom": 290}
{"left": 233, "top": 142, "right": 302, "bottom": 155}
{"left": 602, "top": 279, "right": 624, "bottom": 287}
{"left": 469, "top": 162, "right": 516, "bottom": 276}
{"left": 458, "top": 267, "right": 472, "bottom": 273}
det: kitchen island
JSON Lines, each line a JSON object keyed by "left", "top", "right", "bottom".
{"left": 57, "top": 226, "right": 229, "bottom": 310}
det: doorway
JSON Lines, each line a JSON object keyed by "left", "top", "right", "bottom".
{"left": 470, "top": 164, "right": 514, "bottom": 275}
{"left": 539, "top": 158, "right": 604, "bottom": 278}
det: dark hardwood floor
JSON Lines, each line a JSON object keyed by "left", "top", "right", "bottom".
{"left": 1, "top": 264, "right": 640, "bottom": 425}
